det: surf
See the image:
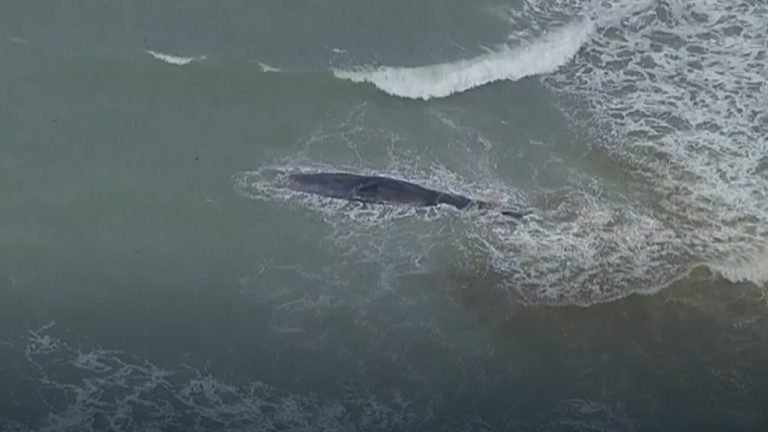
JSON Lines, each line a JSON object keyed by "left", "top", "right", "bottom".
{"left": 332, "top": 20, "right": 594, "bottom": 100}
{"left": 145, "top": 50, "right": 207, "bottom": 66}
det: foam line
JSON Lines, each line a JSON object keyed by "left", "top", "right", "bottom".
{"left": 145, "top": 50, "right": 206, "bottom": 66}
{"left": 332, "top": 20, "right": 594, "bottom": 100}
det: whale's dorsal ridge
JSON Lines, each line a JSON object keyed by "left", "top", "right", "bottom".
{"left": 270, "top": 169, "right": 526, "bottom": 218}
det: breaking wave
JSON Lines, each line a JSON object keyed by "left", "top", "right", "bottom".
{"left": 332, "top": 20, "right": 594, "bottom": 100}
{"left": 238, "top": 0, "right": 767, "bottom": 305}
{"left": 145, "top": 50, "right": 206, "bottom": 66}
{"left": 3, "top": 322, "right": 431, "bottom": 432}
{"left": 543, "top": 0, "right": 768, "bottom": 289}
{"left": 257, "top": 62, "right": 281, "bottom": 73}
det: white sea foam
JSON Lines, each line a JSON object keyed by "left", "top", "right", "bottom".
{"left": 332, "top": 20, "right": 595, "bottom": 100}
{"left": 713, "top": 249, "right": 768, "bottom": 286}
{"left": 145, "top": 50, "right": 206, "bottom": 66}
{"left": 7, "top": 36, "right": 29, "bottom": 44}
{"left": 11, "top": 327, "right": 432, "bottom": 432}
{"left": 257, "top": 62, "right": 281, "bottom": 73}
{"left": 544, "top": 0, "right": 768, "bottom": 289}
{"left": 233, "top": 102, "right": 672, "bottom": 305}
{"left": 239, "top": 0, "right": 768, "bottom": 306}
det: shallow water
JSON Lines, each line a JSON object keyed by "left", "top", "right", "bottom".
{"left": 2, "top": 0, "right": 767, "bottom": 430}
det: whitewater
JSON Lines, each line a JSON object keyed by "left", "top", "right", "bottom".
{"left": 145, "top": 50, "right": 206, "bottom": 66}
{"left": 249, "top": 0, "right": 768, "bottom": 305}
{"left": 333, "top": 20, "right": 594, "bottom": 100}
{"left": 4, "top": 0, "right": 768, "bottom": 430}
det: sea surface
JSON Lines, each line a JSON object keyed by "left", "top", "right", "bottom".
{"left": 2, "top": 0, "right": 768, "bottom": 430}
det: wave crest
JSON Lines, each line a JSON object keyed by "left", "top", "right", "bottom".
{"left": 332, "top": 20, "right": 594, "bottom": 100}
{"left": 145, "top": 50, "right": 206, "bottom": 66}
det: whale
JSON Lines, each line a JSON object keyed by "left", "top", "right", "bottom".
{"left": 266, "top": 170, "right": 528, "bottom": 218}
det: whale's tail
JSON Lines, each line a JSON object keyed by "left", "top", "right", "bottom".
{"left": 472, "top": 200, "right": 532, "bottom": 219}
{"left": 500, "top": 209, "right": 532, "bottom": 219}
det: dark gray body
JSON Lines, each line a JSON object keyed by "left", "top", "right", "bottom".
{"left": 276, "top": 171, "right": 527, "bottom": 218}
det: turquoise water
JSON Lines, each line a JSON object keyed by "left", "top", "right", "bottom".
{"left": 2, "top": 0, "right": 767, "bottom": 430}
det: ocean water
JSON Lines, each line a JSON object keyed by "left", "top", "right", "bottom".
{"left": 1, "top": 0, "right": 767, "bottom": 430}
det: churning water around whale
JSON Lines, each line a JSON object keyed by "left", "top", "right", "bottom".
{"left": 2, "top": 0, "right": 768, "bottom": 430}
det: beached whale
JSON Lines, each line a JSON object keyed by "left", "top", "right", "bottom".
{"left": 267, "top": 170, "right": 528, "bottom": 218}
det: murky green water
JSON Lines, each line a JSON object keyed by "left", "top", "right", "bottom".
{"left": 2, "top": 1, "right": 767, "bottom": 430}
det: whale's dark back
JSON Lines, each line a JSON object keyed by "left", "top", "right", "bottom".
{"left": 272, "top": 171, "right": 528, "bottom": 218}
{"left": 285, "top": 172, "right": 472, "bottom": 208}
